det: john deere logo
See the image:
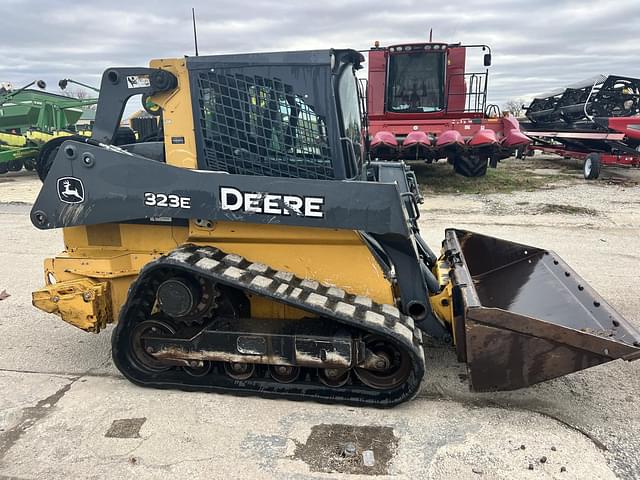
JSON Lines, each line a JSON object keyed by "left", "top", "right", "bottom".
{"left": 57, "top": 177, "right": 85, "bottom": 204}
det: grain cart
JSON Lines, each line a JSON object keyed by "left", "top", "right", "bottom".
{"left": 29, "top": 50, "right": 640, "bottom": 407}
{"left": 366, "top": 41, "right": 530, "bottom": 177}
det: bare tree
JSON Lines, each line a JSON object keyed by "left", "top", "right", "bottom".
{"left": 502, "top": 98, "right": 527, "bottom": 118}
{"left": 59, "top": 88, "right": 97, "bottom": 109}
{"left": 60, "top": 88, "right": 90, "bottom": 99}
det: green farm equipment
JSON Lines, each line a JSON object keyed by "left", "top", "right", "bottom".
{"left": 0, "top": 79, "right": 98, "bottom": 174}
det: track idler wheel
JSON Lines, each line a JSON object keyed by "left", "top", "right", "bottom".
{"left": 354, "top": 335, "right": 411, "bottom": 390}
{"left": 130, "top": 319, "right": 176, "bottom": 373}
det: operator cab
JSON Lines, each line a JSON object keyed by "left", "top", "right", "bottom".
{"left": 386, "top": 43, "right": 448, "bottom": 113}
{"left": 186, "top": 49, "right": 365, "bottom": 181}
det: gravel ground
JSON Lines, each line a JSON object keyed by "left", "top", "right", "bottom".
{"left": 0, "top": 158, "right": 639, "bottom": 479}
{"left": 0, "top": 170, "right": 40, "bottom": 204}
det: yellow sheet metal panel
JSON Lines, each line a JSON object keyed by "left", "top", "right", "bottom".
{"left": 46, "top": 222, "right": 395, "bottom": 327}
{"left": 61, "top": 222, "right": 395, "bottom": 306}
{"left": 46, "top": 252, "right": 160, "bottom": 279}
{"left": 148, "top": 58, "right": 197, "bottom": 169}
{"left": 62, "top": 224, "right": 187, "bottom": 252}
{"left": 187, "top": 221, "right": 394, "bottom": 305}
{"left": 248, "top": 295, "right": 308, "bottom": 320}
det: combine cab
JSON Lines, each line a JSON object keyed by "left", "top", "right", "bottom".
{"left": 367, "top": 41, "right": 529, "bottom": 177}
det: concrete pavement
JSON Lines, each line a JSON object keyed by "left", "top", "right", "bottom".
{"left": 0, "top": 163, "right": 639, "bottom": 479}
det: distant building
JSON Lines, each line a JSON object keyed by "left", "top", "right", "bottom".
{"left": 76, "top": 108, "right": 96, "bottom": 128}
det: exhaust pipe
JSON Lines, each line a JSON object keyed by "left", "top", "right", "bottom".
{"left": 444, "top": 229, "right": 640, "bottom": 391}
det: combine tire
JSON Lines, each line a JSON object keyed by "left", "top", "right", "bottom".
{"left": 453, "top": 154, "right": 488, "bottom": 177}
{"left": 0, "top": 162, "right": 8, "bottom": 174}
{"left": 583, "top": 153, "right": 601, "bottom": 180}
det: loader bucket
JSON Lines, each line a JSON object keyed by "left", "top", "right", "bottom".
{"left": 444, "top": 229, "right": 640, "bottom": 391}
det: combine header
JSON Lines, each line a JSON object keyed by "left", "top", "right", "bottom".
{"left": 521, "top": 75, "right": 640, "bottom": 179}
{"left": 367, "top": 41, "right": 529, "bottom": 177}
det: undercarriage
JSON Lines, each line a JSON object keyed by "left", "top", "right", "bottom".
{"left": 112, "top": 245, "right": 425, "bottom": 407}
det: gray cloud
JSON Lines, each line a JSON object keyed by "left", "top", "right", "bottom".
{"left": 1, "top": 0, "right": 639, "bottom": 108}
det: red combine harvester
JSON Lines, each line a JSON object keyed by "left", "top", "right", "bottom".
{"left": 366, "top": 41, "right": 529, "bottom": 177}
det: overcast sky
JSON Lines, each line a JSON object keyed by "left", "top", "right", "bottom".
{"left": 1, "top": 0, "right": 639, "bottom": 109}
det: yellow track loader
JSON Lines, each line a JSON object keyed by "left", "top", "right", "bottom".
{"left": 30, "top": 50, "right": 640, "bottom": 406}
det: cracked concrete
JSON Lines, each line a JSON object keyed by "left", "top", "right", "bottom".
{"left": 0, "top": 164, "right": 639, "bottom": 479}
{"left": 0, "top": 373, "right": 621, "bottom": 479}
{"left": 0, "top": 378, "right": 77, "bottom": 460}
{"left": 0, "top": 373, "right": 77, "bottom": 461}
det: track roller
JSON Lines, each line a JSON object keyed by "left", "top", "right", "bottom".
{"left": 269, "top": 365, "right": 300, "bottom": 384}
{"left": 318, "top": 368, "right": 350, "bottom": 388}
{"left": 224, "top": 362, "right": 255, "bottom": 381}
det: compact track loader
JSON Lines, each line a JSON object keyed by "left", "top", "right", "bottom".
{"left": 30, "top": 50, "right": 640, "bottom": 407}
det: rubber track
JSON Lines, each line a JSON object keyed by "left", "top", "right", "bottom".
{"left": 112, "top": 244, "right": 426, "bottom": 407}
